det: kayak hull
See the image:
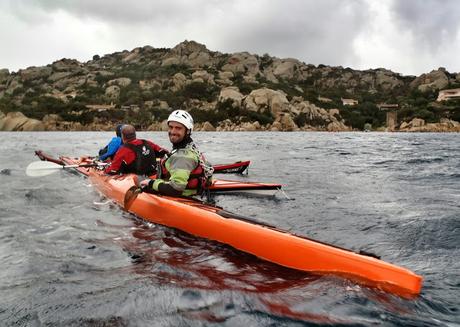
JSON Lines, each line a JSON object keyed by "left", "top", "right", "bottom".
{"left": 212, "top": 161, "right": 250, "bottom": 174}
{"left": 59, "top": 155, "right": 422, "bottom": 298}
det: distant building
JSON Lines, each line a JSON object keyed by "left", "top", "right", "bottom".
{"left": 377, "top": 103, "right": 399, "bottom": 131}
{"left": 377, "top": 103, "right": 399, "bottom": 111}
{"left": 121, "top": 104, "right": 140, "bottom": 112}
{"left": 85, "top": 103, "right": 116, "bottom": 112}
{"left": 437, "top": 88, "right": 460, "bottom": 102}
{"left": 341, "top": 98, "right": 358, "bottom": 106}
{"left": 318, "top": 96, "right": 333, "bottom": 103}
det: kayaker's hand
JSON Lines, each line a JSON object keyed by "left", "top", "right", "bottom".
{"left": 140, "top": 179, "right": 155, "bottom": 193}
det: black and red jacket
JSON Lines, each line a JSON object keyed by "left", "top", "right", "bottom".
{"left": 105, "top": 139, "right": 168, "bottom": 176}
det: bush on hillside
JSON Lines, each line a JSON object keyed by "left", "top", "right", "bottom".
{"left": 182, "top": 81, "right": 218, "bottom": 102}
{"left": 294, "top": 113, "right": 325, "bottom": 127}
{"left": 189, "top": 99, "right": 274, "bottom": 126}
{"left": 119, "top": 84, "right": 142, "bottom": 105}
{"left": 340, "top": 102, "right": 384, "bottom": 130}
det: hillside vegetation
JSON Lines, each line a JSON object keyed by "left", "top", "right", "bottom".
{"left": 0, "top": 40, "right": 459, "bottom": 131}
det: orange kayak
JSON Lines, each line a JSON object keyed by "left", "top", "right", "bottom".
{"left": 59, "top": 156, "right": 422, "bottom": 297}
{"left": 35, "top": 150, "right": 280, "bottom": 195}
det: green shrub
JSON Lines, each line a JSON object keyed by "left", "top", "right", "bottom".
{"left": 417, "top": 108, "right": 435, "bottom": 122}
{"left": 450, "top": 107, "right": 460, "bottom": 122}
{"left": 215, "top": 99, "right": 240, "bottom": 117}
{"left": 246, "top": 109, "right": 274, "bottom": 125}
{"left": 294, "top": 112, "right": 325, "bottom": 127}
{"left": 94, "top": 73, "right": 112, "bottom": 85}
{"left": 182, "top": 82, "right": 218, "bottom": 102}
{"left": 339, "top": 102, "right": 384, "bottom": 130}
{"left": 150, "top": 108, "right": 170, "bottom": 122}
{"left": 189, "top": 108, "right": 226, "bottom": 125}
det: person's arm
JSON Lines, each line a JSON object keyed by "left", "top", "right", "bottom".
{"left": 143, "top": 178, "right": 183, "bottom": 196}
{"left": 104, "top": 147, "right": 133, "bottom": 174}
{"left": 147, "top": 140, "right": 169, "bottom": 158}
{"left": 99, "top": 137, "right": 121, "bottom": 161}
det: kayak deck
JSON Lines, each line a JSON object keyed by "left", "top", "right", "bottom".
{"left": 34, "top": 150, "right": 282, "bottom": 195}
{"left": 56, "top": 154, "right": 422, "bottom": 298}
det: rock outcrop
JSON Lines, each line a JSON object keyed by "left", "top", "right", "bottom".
{"left": 399, "top": 118, "right": 460, "bottom": 132}
{"left": 244, "top": 88, "right": 290, "bottom": 115}
{"left": 218, "top": 87, "right": 244, "bottom": 107}
{"left": 409, "top": 68, "right": 450, "bottom": 92}
{"left": 0, "top": 112, "right": 45, "bottom": 131}
{"left": 222, "top": 52, "right": 260, "bottom": 76}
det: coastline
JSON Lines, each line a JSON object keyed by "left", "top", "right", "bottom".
{"left": 1, "top": 111, "right": 459, "bottom": 132}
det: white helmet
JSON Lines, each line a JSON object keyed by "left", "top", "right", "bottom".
{"left": 167, "top": 110, "right": 194, "bottom": 131}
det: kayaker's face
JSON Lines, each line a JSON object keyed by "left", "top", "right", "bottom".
{"left": 168, "top": 121, "right": 187, "bottom": 144}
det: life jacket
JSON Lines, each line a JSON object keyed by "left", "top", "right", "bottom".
{"left": 121, "top": 140, "right": 157, "bottom": 176}
{"left": 159, "top": 146, "right": 213, "bottom": 193}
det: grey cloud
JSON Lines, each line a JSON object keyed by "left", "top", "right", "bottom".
{"left": 8, "top": 0, "right": 220, "bottom": 25}
{"left": 212, "top": 0, "right": 370, "bottom": 67}
{"left": 392, "top": 0, "right": 460, "bottom": 52}
{"left": 5, "top": 0, "right": 371, "bottom": 68}
{"left": 10, "top": 0, "right": 454, "bottom": 74}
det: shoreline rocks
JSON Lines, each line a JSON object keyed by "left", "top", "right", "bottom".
{"left": 1, "top": 110, "right": 458, "bottom": 132}
{"left": 0, "top": 112, "right": 44, "bottom": 131}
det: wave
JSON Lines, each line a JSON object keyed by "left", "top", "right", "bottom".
{"left": 406, "top": 157, "right": 445, "bottom": 164}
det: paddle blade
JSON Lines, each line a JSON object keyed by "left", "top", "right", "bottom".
{"left": 26, "top": 161, "right": 63, "bottom": 177}
{"left": 124, "top": 186, "right": 142, "bottom": 210}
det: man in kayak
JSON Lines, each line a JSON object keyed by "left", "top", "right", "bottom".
{"left": 105, "top": 124, "right": 168, "bottom": 176}
{"left": 140, "top": 110, "right": 213, "bottom": 196}
{"left": 98, "top": 124, "right": 124, "bottom": 161}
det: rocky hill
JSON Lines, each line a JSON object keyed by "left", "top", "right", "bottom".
{"left": 0, "top": 40, "right": 459, "bottom": 131}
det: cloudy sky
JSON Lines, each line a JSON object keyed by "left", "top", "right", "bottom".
{"left": 0, "top": 0, "right": 458, "bottom": 76}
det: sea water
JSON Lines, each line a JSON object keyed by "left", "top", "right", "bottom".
{"left": 0, "top": 131, "right": 459, "bottom": 326}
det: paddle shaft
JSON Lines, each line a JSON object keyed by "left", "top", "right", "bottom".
{"left": 26, "top": 160, "right": 108, "bottom": 177}
{"left": 62, "top": 163, "right": 104, "bottom": 169}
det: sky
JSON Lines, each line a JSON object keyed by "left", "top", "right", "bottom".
{"left": 0, "top": 0, "right": 458, "bottom": 76}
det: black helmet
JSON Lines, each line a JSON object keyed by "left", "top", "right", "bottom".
{"left": 116, "top": 124, "right": 124, "bottom": 137}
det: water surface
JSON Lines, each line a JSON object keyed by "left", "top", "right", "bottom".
{"left": 0, "top": 132, "right": 459, "bottom": 326}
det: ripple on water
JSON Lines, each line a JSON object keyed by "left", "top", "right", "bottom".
{"left": 1, "top": 132, "right": 459, "bottom": 326}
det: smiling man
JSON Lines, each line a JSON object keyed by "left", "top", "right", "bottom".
{"left": 141, "top": 110, "right": 214, "bottom": 197}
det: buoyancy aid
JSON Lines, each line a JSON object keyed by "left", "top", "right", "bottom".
{"left": 159, "top": 144, "right": 213, "bottom": 193}
{"left": 122, "top": 140, "right": 157, "bottom": 175}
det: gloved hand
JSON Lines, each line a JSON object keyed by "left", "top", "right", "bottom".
{"left": 140, "top": 179, "right": 155, "bottom": 193}
{"left": 92, "top": 156, "right": 100, "bottom": 162}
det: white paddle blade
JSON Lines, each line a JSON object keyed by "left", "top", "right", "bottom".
{"left": 26, "top": 161, "right": 64, "bottom": 177}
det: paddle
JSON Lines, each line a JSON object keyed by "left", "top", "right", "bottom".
{"left": 26, "top": 160, "right": 107, "bottom": 177}
{"left": 124, "top": 185, "right": 142, "bottom": 210}
{"left": 123, "top": 174, "right": 150, "bottom": 209}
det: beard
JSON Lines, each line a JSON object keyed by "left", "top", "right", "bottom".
{"left": 168, "top": 131, "right": 184, "bottom": 145}
{"left": 170, "top": 132, "right": 193, "bottom": 149}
